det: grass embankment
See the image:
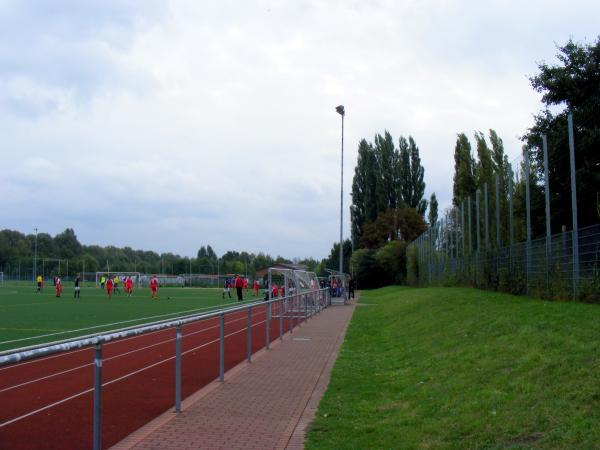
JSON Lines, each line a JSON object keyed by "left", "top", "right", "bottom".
{"left": 306, "top": 287, "right": 600, "bottom": 449}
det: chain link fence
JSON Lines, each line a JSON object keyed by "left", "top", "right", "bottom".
{"left": 408, "top": 110, "right": 600, "bottom": 302}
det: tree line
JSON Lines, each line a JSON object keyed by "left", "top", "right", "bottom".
{"left": 0, "top": 228, "right": 318, "bottom": 280}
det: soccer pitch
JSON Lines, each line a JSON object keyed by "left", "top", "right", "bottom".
{"left": 0, "top": 283, "right": 262, "bottom": 353}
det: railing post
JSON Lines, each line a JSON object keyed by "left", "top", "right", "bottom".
{"left": 279, "top": 299, "right": 283, "bottom": 340}
{"left": 175, "top": 325, "right": 182, "bottom": 413}
{"left": 93, "top": 342, "right": 103, "bottom": 450}
{"left": 219, "top": 313, "right": 225, "bottom": 382}
{"left": 304, "top": 295, "right": 308, "bottom": 322}
{"left": 266, "top": 301, "right": 271, "bottom": 350}
{"left": 289, "top": 295, "right": 294, "bottom": 333}
{"left": 247, "top": 307, "right": 252, "bottom": 363}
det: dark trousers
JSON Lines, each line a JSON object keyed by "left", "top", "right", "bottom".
{"left": 237, "top": 287, "right": 243, "bottom": 301}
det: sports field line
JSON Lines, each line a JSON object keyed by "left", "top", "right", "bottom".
{"left": 0, "top": 327, "right": 66, "bottom": 333}
{"left": 0, "top": 317, "right": 268, "bottom": 429}
{"left": 0, "top": 300, "right": 250, "bottom": 347}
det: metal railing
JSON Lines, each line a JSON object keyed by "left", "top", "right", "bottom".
{"left": 0, "top": 288, "right": 330, "bottom": 450}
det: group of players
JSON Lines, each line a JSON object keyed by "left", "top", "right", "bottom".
{"left": 98, "top": 275, "right": 139, "bottom": 298}
{"left": 35, "top": 274, "right": 159, "bottom": 299}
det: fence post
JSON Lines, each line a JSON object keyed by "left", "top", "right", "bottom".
{"left": 509, "top": 166, "right": 514, "bottom": 246}
{"left": 568, "top": 113, "right": 579, "bottom": 298}
{"left": 266, "top": 301, "right": 271, "bottom": 350}
{"left": 219, "top": 313, "right": 225, "bottom": 382}
{"left": 93, "top": 342, "right": 103, "bottom": 450}
{"left": 542, "top": 134, "right": 551, "bottom": 294}
{"left": 247, "top": 307, "right": 252, "bottom": 362}
{"left": 175, "top": 325, "right": 182, "bottom": 413}
{"left": 468, "top": 196, "right": 472, "bottom": 255}
{"left": 484, "top": 182, "right": 489, "bottom": 250}
{"left": 524, "top": 147, "right": 532, "bottom": 296}
{"left": 476, "top": 190, "right": 481, "bottom": 254}
{"left": 461, "top": 201, "right": 465, "bottom": 257}
{"left": 495, "top": 174, "right": 501, "bottom": 249}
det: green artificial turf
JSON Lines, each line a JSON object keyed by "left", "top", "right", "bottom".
{"left": 0, "top": 282, "right": 261, "bottom": 353}
{"left": 306, "top": 286, "right": 600, "bottom": 449}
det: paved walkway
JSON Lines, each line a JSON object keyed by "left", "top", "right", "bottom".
{"left": 111, "top": 300, "right": 356, "bottom": 450}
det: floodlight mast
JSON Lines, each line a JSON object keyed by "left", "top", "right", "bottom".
{"left": 336, "top": 105, "right": 345, "bottom": 274}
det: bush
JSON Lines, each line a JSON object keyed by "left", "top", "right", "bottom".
{"left": 350, "top": 249, "right": 382, "bottom": 289}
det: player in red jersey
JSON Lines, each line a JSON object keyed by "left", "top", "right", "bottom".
{"left": 125, "top": 277, "right": 134, "bottom": 297}
{"left": 243, "top": 277, "right": 248, "bottom": 292}
{"left": 234, "top": 274, "right": 244, "bottom": 301}
{"left": 252, "top": 279, "right": 259, "bottom": 297}
{"left": 54, "top": 275, "right": 63, "bottom": 298}
{"left": 150, "top": 275, "right": 158, "bottom": 299}
{"left": 106, "top": 277, "right": 113, "bottom": 298}
{"left": 272, "top": 284, "right": 279, "bottom": 298}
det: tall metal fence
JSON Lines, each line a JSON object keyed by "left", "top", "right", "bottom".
{"left": 408, "top": 112, "right": 600, "bottom": 302}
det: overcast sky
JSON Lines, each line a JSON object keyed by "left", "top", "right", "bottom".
{"left": 1, "top": 1, "right": 598, "bottom": 260}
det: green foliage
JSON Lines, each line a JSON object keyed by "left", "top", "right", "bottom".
{"left": 374, "top": 241, "right": 407, "bottom": 285}
{"left": 307, "top": 287, "right": 600, "bottom": 449}
{"left": 321, "top": 239, "right": 352, "bottom": 275}
{"left": 524, "top": 37, "right": 600, "bottom": 229}
{"left": 428, "top": 192, "right": 438, "bottom": 226}
{"left": 406, "top": 244, "right": 419, "bottom": 286}
{"left": 452, "top": 133, "right": 476, "bottom": 206}
{"left": 0, "top": 228, "right": 293, "bottom": 279}
{"left": 360, "top": 207, "right": 426, "bottom": 249}
{"left": 351, "top": 131, "right": 428, "bottom": 248}
{"left": 349, "top": 249, "right": 380, "bottom": 288}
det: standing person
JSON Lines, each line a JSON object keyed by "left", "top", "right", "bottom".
{"left": 348, "top": 277, "right": 356, "bottom": 299}
{"left": 74, "top": 275, "right": 81, "bottom": 299}
{"left": 150, "top": 275, "right": 158, "bottom": 299}
{"left": 222, "top": 278, "right": 231, "bottom": 299}
{"left": 253, "top": 279, "right": 260, "bottom": 297}
{"left": 113, "top": 275, "right": 121, "bottom": 295}
{"left": 235, "top": 274, "right": 243, "bottom": 301}
{"left": 55, "top": 275, "right": 62, "bottom": 298}
{"left": 125, "top": 276, "right": 133, "bottom": 297}
{"left": 100, "top": 275, "right": 106, "bottom": 290}
{"left": 243, "top": 277, "right": 248, "bottom": 292}
{"left": 36, "top": 274, "right": 43, "bottom": 293}
{"left": 106, "top": 277, "right": 113, "bottom": 298}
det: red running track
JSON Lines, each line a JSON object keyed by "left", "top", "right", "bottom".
{"left": 0, "top": 300, "right": 306, "bottom": 450}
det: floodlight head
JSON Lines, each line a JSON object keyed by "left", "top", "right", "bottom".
{"left": 335, "top": 105, "right": 345, "bottom": 116}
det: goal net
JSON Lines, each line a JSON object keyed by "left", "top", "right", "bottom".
{"left": 95, "top": 272, "right": 141, "bottom": 287}
{"left": 139, "top": 274, "right": 185, "bottom": 287}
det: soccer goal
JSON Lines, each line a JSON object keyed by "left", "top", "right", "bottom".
{"left": 138, "top": 274, "right": 185, "bottom": 287}
{"left": 95, "top": 272, "right": 141, "bottom": 288}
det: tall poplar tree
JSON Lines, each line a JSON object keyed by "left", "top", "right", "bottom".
{"left": 351, "top": 139, "right": 378, "bottom": 247}
{"left": 452, "top": 133, "right": 476, "bottom": 205}
{"left": 428, "top": 193, "right": 439, "bottom": 226}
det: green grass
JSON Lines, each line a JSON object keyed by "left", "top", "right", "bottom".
{"left": 0, "top": 282, "right": 261, "bottom": 353}
{"left": 306, "top": 286, "right": 600, "bottom": 449}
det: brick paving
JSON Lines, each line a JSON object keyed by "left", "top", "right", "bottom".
{"left": 110, "top": 301, "right": 355, "bottom": 450}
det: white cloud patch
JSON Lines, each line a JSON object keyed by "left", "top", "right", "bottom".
{"left": 1, "top": 0, "right": 599, "bottom": 258}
